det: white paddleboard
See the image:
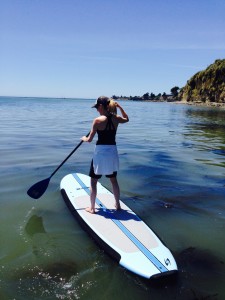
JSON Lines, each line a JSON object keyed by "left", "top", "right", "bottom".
{"left": 60, "top": 173, "right": 178, "bottom": 279}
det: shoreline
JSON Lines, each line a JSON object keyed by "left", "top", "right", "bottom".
{"left": 172, "top": 100, "right": 225, "bottom": 109}
{"left": 1, "top": 95, "right": 225, "bottom": 109}
{"left": 119, "top": 97, "right": 225, "bottom": 109}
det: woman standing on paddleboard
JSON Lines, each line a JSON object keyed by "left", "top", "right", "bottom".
{"left": 81, "top": 96, "right": 129, "bottom": 214}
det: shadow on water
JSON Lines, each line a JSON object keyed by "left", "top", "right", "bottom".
{"left": 175, "top": 247, "right": 224, "bottom": 300}
{"left": 134, "top": 246, "right": 223, "bottom": 300}
{"left": 25, "top": 215, "right": 46, "bottom": 236}
{"left": 177, "top": 247, "right": 224, "bottom": 276}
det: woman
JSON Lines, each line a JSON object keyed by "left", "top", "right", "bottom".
{"left": 81, "top": 96, "right": 129, "bottom": 214}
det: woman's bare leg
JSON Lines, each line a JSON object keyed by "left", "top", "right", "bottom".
{"left": 110, "top": 177, "right": 121, "bottom": 210}
{"left": 86, "top": 177, "right": 98, "bottom": 214}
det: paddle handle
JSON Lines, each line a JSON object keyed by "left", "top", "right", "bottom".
{"left": 50, "top": 132, "right": 90, "bottom": 178}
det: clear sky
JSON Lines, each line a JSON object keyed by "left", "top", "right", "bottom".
{"left": 1, "top": 0, "right": 225, "bottom": 99}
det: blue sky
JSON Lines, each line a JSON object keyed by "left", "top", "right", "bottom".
{"left": 1, "top": 0, "right": 225, "bottom": 98}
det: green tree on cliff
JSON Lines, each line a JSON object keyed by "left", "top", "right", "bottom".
{"left": 171, "top": 86, "right": 180, "bottom": 98}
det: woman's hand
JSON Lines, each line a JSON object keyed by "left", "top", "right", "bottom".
{"left": 115, "top": 102, "right": 121, "bottom": 108}
{"left": 115, "top": 102, "right": 129, "bottom": 123}
{"left": 81, "top": 136, "right": 89, "bottom": 142}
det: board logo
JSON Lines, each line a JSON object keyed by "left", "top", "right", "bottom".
{"left": 164, "top": 258, "right": 171, "bottom": 266}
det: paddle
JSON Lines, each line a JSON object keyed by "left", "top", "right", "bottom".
{"left": 27, "top": 133, "right": 89, "bottom": 199}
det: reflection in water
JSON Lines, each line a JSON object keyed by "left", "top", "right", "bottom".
{"left": 185, "top": 108, "right": 225, "bottom": 143}
{"left": 186, "top": 107, "right": 225, "bottom": 123}
{"left": 183, "top": 108, "right": 225, "bottom": 170}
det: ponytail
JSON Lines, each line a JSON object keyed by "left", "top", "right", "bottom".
{"left": 108, "top": 99, "right": 117, "bottom": 115}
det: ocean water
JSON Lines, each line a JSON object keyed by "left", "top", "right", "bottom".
{"left": 0, "top": 96, "right": 225, "bottom": 300}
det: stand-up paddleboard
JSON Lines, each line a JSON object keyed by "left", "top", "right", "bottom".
{"left": 60, "top": 173, "right": 178, "bottom": 279}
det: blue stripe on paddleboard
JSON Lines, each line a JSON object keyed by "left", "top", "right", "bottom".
{"left": 73, "top": 173, "right": 168, "bottom": 273}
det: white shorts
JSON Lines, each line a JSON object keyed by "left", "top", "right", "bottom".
{"left": 93, "top": 145, "right": 119, "bottom": 175}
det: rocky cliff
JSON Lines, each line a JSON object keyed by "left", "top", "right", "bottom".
{"left": 179, "top": 59, "right": 225, "bottom": 104}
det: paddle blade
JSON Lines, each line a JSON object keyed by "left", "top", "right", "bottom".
{"left": 27, "top": 177, "right": 50, "bottom": 199}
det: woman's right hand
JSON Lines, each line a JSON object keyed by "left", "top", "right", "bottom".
{"left": 81, "top": 136, "right": 88, "bottom": 142}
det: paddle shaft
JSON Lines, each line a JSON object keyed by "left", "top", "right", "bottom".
{"left": 49, "top": 132, "right": 90, "bottom": 179}
{"left": 27, "top": 132, "right": 90, "bottom": 199}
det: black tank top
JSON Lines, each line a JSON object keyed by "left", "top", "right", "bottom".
{"left": 96, "top": 115, "right": 117, "bottom": 145}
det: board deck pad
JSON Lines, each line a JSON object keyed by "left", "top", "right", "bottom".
{"left": 60, "top": 173, "right": 177, "bottom": 279}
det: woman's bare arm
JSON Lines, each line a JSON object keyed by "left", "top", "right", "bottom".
{"left": 116, "top": 103, "right": 129, "bottom": 123}
{"left": 81, "top": 119, "right": 98, "bottom": 142}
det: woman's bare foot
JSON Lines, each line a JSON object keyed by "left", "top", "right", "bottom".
{"left": 85, "top": 207, "right": 95, "bottom": 214}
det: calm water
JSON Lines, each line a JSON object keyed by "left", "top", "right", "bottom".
{"left": 0, "top": 97, "right": 225, "bottom": 300}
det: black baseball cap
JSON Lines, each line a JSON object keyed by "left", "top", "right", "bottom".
{"left": 92, "top": 96, "right": 110, "bottom": 108}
